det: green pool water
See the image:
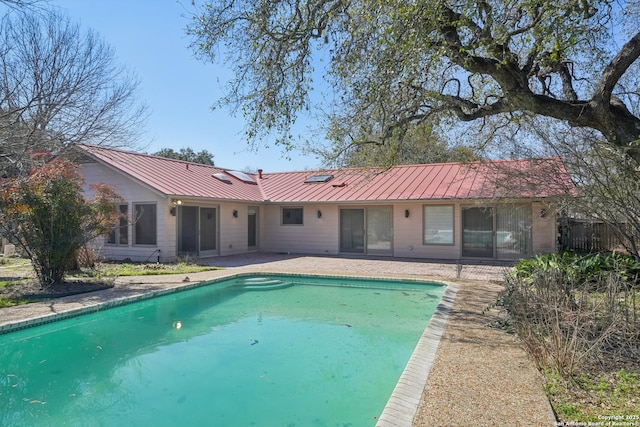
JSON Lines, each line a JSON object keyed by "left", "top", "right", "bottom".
{"left": 0, "top": 274, "right": 445, "bottom": 427}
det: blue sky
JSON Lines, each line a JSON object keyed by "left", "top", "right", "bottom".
{"left": 53, "top": 0, "right": 321, "bottom": 172}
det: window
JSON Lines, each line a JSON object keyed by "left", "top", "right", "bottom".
{"left": 225, "top": 170, "right": 256, "bottom": 184}
{"left": 496, "top": 204, "right": 531, "bottom": 258}
{"left": 282, "top": 207, "right": 303, "bottom": 225}
{"left": 304, "top": 174, "right": 333, "bottom": 183}
{"left": 107, "top": 204, "right": 128, "bottom": 245}
{"left": 423, "top": 205, "right": 454, "bottom": 245}
{"left": 212, "top": 173, "right": 231, "bottom": 183}
{"left": 134, "top": 203, "right": 157, "bottom": 245}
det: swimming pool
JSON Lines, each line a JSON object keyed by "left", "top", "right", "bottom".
{"left": 0, "top": 274, "right": 447, "bottom": 426}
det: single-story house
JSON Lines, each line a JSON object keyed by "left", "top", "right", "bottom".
{"left": 73, "top": 143, "right": 575, "bottom": 262}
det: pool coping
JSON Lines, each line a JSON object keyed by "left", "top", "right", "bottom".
{"left": 0, "top": 272, "right": 448, "bottom": 334}
{"left": 0, "top": 271, "right": 458, "bottom": 426}
{"left": 0, "top": 276, "right": 225, "bottom": 335}
{"left": 376, "top": 281, "right": 459, "bottom": 427}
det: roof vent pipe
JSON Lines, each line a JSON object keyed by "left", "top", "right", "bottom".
{"left": 258, "top": 169, "right": 263, "bottom": 179}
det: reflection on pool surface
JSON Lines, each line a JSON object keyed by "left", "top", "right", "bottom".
{"left": 0, "top": 274, "right": 445, "bottom": 427}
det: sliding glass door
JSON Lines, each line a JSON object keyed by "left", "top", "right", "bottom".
{"left": 496, "top": 205, "right": 531, "bottom": 259}
{"left": 199, "top": 207, "right": 217, "bottom": 257}
{"left": 178, "top": 206, "right": 218, "bottom": 257}
{"left": 462, "top": 207, "right": 494, "bottom": 258}
{"left": 340, "top": 207, "right": 393, "bottom": 255}
{"left": 178, "top": 206, "right": 198, "bottom": 255}
{"left": 366, "top": 207, "right": 393, "bottom": 255}
{"left": 340, "top": 209, "right": 365, "bottom": 253}
{"left": 462, "top": 205, "right": 531, "bottom": 259}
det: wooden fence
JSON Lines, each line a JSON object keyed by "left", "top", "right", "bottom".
{"left": 558, "top": 218, "right": 632, "bottom": 253}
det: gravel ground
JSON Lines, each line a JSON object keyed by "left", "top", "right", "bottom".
{"left": 413, "top": 279, "right": 555, "bottom": 426}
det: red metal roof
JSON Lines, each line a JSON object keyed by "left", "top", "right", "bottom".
{"left": 257, "top": 159, "right": 575, "bottom": 202}
{"left": 75, "top": 144, "right": 575, "bottom": 203}
{"left": 75, "top": 144, "right": 264, "bottom": 202}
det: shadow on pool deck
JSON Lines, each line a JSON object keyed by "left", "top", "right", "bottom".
{"left": 0, "top": 253, "right": 554, "bottom": 427}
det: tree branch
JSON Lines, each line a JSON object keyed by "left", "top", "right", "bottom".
{"left": 593, "top": 30, "right": 640, "bottom": 107}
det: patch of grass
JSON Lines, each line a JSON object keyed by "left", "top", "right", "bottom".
{"left": 0, "top": 279, "right": 30, "bottom": 306}
{"left": 95, "top": 261, "right": 220, "bottom": 277}
{"left": 545, "top": 368, "right": 640, "bottom": 423}
{"left": 0, "top": 257, "right": 32, "bottom": 273}
{"left": 0, "top": 296, "right": 32, "bottom": 308}
{"left": 0, "top": 278, "right": 27, "bottom": 288}
{"left": 0, "top": 257, "right": 220, "bottom": 279}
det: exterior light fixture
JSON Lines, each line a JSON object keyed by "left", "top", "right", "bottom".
{"left": 172, "top": 199, "right": 182, "bottom": 206}
{"left": 405, "top": 209, "right": 410, "bottom": 218}
{"left": 317, "top": 210, "right": 322, "bottom": 218}
{"left": 170, "top": 207, "right": 176, "bottom": 216}
{"left": 233, "top": 210, "right": 238, "bottom": 218}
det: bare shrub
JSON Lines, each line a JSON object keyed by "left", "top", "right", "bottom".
{"left": 74, "top": 243, "right": 103, "bottom": 270}
{"left": 497, "top": 255, "right": 640, "bottom": 377}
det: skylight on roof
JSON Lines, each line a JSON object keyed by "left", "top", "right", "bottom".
{"left": 304, "top": 174, "right": 334, "bottom": 183}
{"left": 226, "top": 170, "right": 256, "bottom": 184}
{"left": 212, "top": 173, "right": 231, "bottom": 183}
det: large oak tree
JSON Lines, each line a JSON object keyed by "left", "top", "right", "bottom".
{"left": 187, "top": 0, "right": 640, "bottom": 162}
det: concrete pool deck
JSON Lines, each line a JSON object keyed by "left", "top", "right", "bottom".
{"left": 0, "top": 253, "right": 556, "bottom": 426}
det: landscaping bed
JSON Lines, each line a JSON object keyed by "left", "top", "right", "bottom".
{"left": 493, "top": 252, "right": 640, "bottom": 423}
{"left": 0, "top": 258, "right": 218, "bottom": 308}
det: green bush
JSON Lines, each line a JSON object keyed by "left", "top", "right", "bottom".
{"left": 508, "top": 252, "right": 640, "bottom": 291}
{"left": 0, "top": 160, "right": 122, "bottom": 288}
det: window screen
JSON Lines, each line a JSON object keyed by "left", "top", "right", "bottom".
{"left": 134, "top": 203, "right": 157, "bottom": 245}
{"left": 423, "top": 205, "right": 454, "bottom": 245}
